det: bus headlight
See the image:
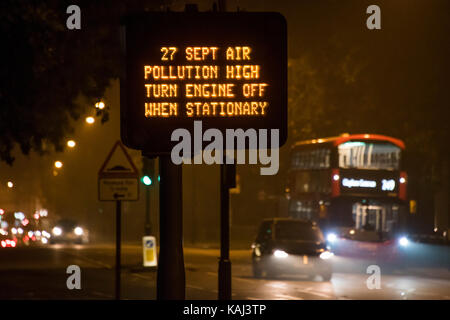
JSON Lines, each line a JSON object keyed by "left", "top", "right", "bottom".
{"left": 273, "top": 250, "right": 288, "bottom": 259}
{"left": 398, "top": 236, "right": 409, "bottom": 247}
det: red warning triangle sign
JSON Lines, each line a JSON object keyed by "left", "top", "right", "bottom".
{"left": 98, "top": 140, "right": 139, "bottom": 178}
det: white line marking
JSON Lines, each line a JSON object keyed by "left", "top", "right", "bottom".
{"left": 132, "top": 273, "right": 153, "bottom": 281}
{"left": 295, "top": 289, "right": 333, "bottom": 299}
{"left": 275, "top": 294, "right": 304, "bottom": 300}
{"left": 187, "top": 285, "right": 204, "bottom": 290}
{"left": 60, "top": 249, "right": 112, "bottom": 268}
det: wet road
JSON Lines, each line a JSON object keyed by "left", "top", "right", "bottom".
{"left": 0, "top": 243, "right": 448, "bottom": 300}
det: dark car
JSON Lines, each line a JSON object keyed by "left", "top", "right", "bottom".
{"left": 251, "top": 218, "right": 333, "bottom": 281}
{"left": 50, "top": 219, "right": 89, "bottom": 244}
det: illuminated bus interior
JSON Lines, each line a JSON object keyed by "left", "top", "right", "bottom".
{"left": 338, "top": 141, "right": 401, "bottom": 170}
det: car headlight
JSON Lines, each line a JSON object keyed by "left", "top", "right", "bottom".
{"left": 327, "top": 233, "right": 337, "bottom": 243}
{"left": 319, "top": 251, "right": 334, "bottom": 260}
{"left": 74, "top": 227, "right": 83, "bottom": 236}
{"left": 52, "top": 227, "right": 62, "bottom": 236}
{"left": 273, "top": 249, "right": 288, "bottom": 259}
{"left": 398, "top": 236, "right": 409, "bottom": 247}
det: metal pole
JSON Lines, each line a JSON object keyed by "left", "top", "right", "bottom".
{"left": 145, "top": 186, "right": 151, "bottom": 235}
{"left": 115, "top": 200, "right": 121, "bottom": 300}
{"left": 157, "top": 155, "right": 185, "bottom": 299}
{"left": 218, "top": 0, "right": 227, "bottom": 12}
{"left": 219, "top": 164, "right": 232, "bottom": 300}
{"left": 217, "top": 0, "right": 233, "bottom": 301}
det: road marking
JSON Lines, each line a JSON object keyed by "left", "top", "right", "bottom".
{"left": 92, "top": 291, "right": 113, "bottom": 298}
{"left": 234, "top": 277, "right": 258, "bottom": 284}
{"left": 132, "top": 273, "right": 153, "bottom": 281}
{"left": 187, "top": 285, "right": 204, "bottom": 290}
{"left": 275, "top": 294, "right": 304, "bottom": 300}
{"left": 295, "top": 288, "right": 333, "bottom": 299}
{"left": 59, "top": 249, "right": 112, "bottom": 268}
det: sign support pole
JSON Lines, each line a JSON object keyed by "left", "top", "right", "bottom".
{"left": 218, "top": 163, "right": 235, "bottom": 300}
{"left": 157, "top": 155, "right": 185, "bottom": 299}
{"left": 145, "top": 186, "right": 151, "bottom": 235}
{"left": 219, "top": 164, "right": 231, "bottom": 300}
{"left": 115, "top": 199, "right": 122, "bottom": 300}
{"left": 217, "top": 0, "right": 234, "bottom": 301}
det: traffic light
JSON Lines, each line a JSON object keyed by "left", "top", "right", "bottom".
{"left": 142, "top": 175, "right": 152, "bottom": 186}
{"left": 142, "top": 157, "right": 155, "bottom": 186}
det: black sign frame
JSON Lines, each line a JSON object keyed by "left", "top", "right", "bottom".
{"left": 120, "top": 12, "right": 287, "bottom": 155}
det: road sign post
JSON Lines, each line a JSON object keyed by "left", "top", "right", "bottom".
{"left": 157, "top": 155, "right": 185, "bottom": 299}
{"left": 142, "top": 156, "right": 155, "bottom": 235}
{"left": 219, "top": 163, "right": 235, "bottom": 300}
{"left": 115, "top": 200, "right": 121, "bottom": 300}
{"left": 98, "top": 140, "right": 139, "bottom": 300}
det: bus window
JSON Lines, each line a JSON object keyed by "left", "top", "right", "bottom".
{"left": 338, "top": 141, "right": 400, "bottom": 170}
{"left": 292, "top": 149, "right": 331, "bottom": 170}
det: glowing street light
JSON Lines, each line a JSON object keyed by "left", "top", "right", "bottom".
{"left": 95, "top": 101, "right": 105, "bottom": 109}
{"left": 54, "top": 161, "right": 63, "bottom": 169}
{"left": 85, "top": 116, "right": 95, "bottom": 124}
{"left": 67, "top": 140, "right": 76, "bottom": 148}
{"left": 7, "top": 181, "right": 13, "bottom": 188}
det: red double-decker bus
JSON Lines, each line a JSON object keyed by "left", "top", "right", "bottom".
{"left": 286, "top": 134, "right": 409, "bottom": 260}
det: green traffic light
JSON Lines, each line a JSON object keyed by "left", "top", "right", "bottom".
{"left": 142, "top": 176, "right": 152, "bottom": 186}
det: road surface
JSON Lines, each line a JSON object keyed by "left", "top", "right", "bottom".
{"left": 0, "top": 243, "right": 448, "bottom": 300}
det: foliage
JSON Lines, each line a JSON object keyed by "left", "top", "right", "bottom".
{"left": 0, "top": 0, "right": 168, "bottom": 164}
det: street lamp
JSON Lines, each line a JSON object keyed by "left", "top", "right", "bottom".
{"left": 7, "top": 181, "right": 13, "bottom": 188}
{"left": 54, "top": 161, "right": 63, "bottom": 169}
{"left": 95, "top": 101, "right": 105, "bottom": 109}
{"left": 85, "top": 116, "right": 95, "bottom": 124}
{"left": 67, "top": 140, "right": 76, "bottom": 148}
